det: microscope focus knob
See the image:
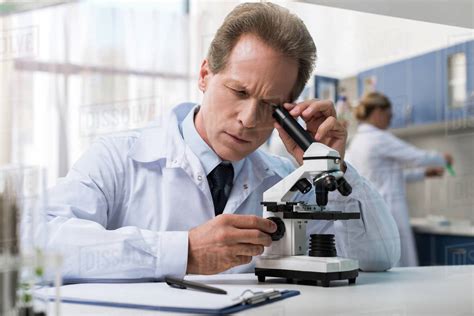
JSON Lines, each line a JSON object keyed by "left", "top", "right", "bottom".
{"left": 267, "top": 217, "right": 285, "bottom": 241}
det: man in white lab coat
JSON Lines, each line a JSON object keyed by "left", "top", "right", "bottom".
{"left": 346, "top": 92, "right": 452, "bottom": 266}
{"left": 46, "top": 3, "right": 400, "bottom": 280}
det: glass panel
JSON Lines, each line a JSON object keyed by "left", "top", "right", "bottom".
{"left": 448, "top": 52, "right": 467, "bottom": 108}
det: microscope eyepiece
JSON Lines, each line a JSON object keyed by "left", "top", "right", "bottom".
{"left": 272, "top": 104, "right": 314, "bottom": 151}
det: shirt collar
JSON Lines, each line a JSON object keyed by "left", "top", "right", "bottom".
{"left": 181, "top": 105, "right": 244, "bottom": 181}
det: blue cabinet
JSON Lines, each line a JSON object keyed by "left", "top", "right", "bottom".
{"left": 358, "top": 64, "right": 411, "bottom": 129}
{"left": 357, "top": 40, "right": 474, "bottom": 127}
{"left": 314, "top": 76, "right": 338, "bottom": 104}
{"left": 382, "top": 61, "right": 411, "bottom": 128}
{"left": 415, "top": 232, "right": 474, "bottom": 266}
{"left": 410, "top": 51, "right": 444, "bottom": 124}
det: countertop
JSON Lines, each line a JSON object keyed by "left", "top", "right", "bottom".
{"left": 411, "top": 217, "right": 474, "bottom": 237}
{"left": 46, "top": 265, "right": 474, "bottom": 315}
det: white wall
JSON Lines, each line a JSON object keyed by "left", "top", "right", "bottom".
{"left": 397, "top": 127, "right": 474, "bottom": 223}
{"left": 303, "top": 0, "right": 474, "bottom": 29}
{"left": 187, "top": 1, "right": 474, "bottom": 79}
{"left": 287, "top": 1, "right": 474, "bottom": 78}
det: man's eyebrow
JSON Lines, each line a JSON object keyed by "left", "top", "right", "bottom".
{"left": 224, "top": 78, "right": 289, "bottom": 104}
{"left": 261, "top": 98, "right": 283, "bottom": 104}
{"left": 225, "top": 79, "right": 247, "bottom": 89}
{"left": 261, "top": 96, "right": 291, "bottom": 106}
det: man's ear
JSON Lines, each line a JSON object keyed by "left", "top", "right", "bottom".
{"left": 198, "top": 59, "right": 212, "bottom": 93}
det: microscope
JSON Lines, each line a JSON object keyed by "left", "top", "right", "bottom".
{"left": 255, "top": 105, "right": 360, "bottom": 287}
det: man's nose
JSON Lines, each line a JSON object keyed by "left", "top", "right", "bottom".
{"left": 238, "top": 100, "right": 259, "bottom": 129}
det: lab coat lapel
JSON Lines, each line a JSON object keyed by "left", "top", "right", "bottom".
{"left": 223, "top": 151, "right": 280, "bottom": 215}
{"left": 129, "top": 103, "right": 215, "bottom": 215}
{"left": 164, "top": 107, "right": 215, "bottom": 214}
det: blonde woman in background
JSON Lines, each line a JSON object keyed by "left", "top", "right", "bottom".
{"left": 346, "top": 92, "right": 453, "bottom": 267}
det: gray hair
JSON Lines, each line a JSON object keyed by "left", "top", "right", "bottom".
{"left": 207, "top": 2, "right": 317, "bottom": 101}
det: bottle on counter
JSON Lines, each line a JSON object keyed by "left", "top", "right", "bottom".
{"left": 0, "top": 181, "right": 20, "bottom": 316}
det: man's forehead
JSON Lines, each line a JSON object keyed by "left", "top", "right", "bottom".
{"left": 229, "top": 53, "right": 286, "bottom": 64}
{"left": 217, "top": 34, "right": 297, "bottom": 102}
{"left": 228, "top": 34, "right": 289, "bottom": 64}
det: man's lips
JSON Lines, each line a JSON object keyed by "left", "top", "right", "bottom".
{"left": 225, "top": 132, "right": 250, "bottom": 143}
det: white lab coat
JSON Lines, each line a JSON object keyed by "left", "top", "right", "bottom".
{"left": 346, "top": 123, "right": 445, "bottom": 266}
{"left": 44, "top": 104, "right": 400, "bottom": 281}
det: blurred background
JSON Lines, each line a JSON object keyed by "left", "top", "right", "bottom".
{"left": 0, "top": 0, "right": 473, "bottom": 266}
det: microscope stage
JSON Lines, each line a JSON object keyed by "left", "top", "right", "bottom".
{"left": 255, "top": 255, "right": 359, "bottom": 287}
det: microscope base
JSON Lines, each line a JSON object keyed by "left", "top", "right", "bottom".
{"left": 255, "top": 256, "right": 359, "bottom": 287}
{"left": 255, "top": 267, "right": 358, "bottom": 287}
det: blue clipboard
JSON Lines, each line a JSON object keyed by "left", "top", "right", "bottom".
{"left": 50, "top": 289, "right": 300, "bottom": 314}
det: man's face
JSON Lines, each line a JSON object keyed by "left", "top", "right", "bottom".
{"left": 195, "top": 34, "right": 299, "bottom": 161}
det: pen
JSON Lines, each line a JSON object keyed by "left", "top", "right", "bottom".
{"left": 165, "top": 276, "right": 227, "bottom": 295}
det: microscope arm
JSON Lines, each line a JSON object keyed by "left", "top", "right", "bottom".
{"left": 266, "top": 105, "right": 351, "bottom": 207}
{"left": 263, "top": 142, "right": 345, "bottom": 205}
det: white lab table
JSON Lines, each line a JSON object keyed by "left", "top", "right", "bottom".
{"left": 49, "top": 265, "right": 473, "bottom": 315}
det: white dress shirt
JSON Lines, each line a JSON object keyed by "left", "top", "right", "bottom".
{"left": 180, "top": 105, "right": 244, "bottom": 180}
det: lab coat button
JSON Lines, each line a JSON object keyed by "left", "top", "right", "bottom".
{"left": 197, "top": 175, "right": 203, "bottom": 181}
{"left": 243, "top": 184, "right": 248, "bottom": 190}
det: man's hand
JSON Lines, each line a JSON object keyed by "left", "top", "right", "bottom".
{"left": 187, "top": 214, "right": 276, "bottom": 275}
{"left": 274, "top": 100, "right": 348, "bottom": 166}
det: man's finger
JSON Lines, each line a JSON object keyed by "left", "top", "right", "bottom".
{"left": 235, "top": 255, "right": 252, "bottom": 266}
{"left": 315, "top": 116, "right": 339, "bottom": 141}
{"left": 274, "top": 122, "right": 300, "bottom": 154}
{"left": 289, "top": 99, "right": 336, "bottom": 119}
{"left": 227, "top": 228, "right": 273, "bottom": 246}
{"left": 230, "top": 244, "right": 265, "bottom": 257}
{"left": 282, "top": 102, "right": 297, "bottom": 111}
{"left": 301, "top": 102, "right": 337, "bottom": 121}
{"left": 227, "top": 214, "right": 277, "bottom": 233}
